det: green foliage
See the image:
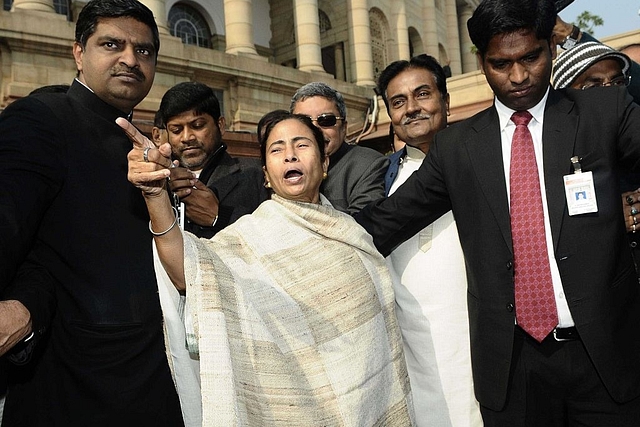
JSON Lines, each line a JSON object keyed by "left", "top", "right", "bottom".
{"left": 573, "top": 11, "right": 604, "bottom": 35}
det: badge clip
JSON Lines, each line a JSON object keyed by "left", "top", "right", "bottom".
{"left": 570, "top": 156, "right": 582, "bottom": 174}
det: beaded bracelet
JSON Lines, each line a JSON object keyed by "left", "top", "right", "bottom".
{"left": 149, "top": 207, "right": 179, "bottom": 236}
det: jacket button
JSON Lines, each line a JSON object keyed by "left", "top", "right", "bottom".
{"left": 506, "top": 303, "right": 514, "bottom": 312}
{"left": 506, "top": 261, "right": 513, "bottom": 270}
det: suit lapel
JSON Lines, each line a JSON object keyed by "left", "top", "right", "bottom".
{"left": 542, "top": 89, "right": 578, "bottom": 250}
{"left": 466, "top": 108, "right": 513, "bottom": 252}
{"left": 204, "top": 152, "right": 242, "bottom": 201}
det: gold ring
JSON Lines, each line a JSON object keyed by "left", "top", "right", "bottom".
{"left": 627, "top": 195, "right": 635, "bottom": 206}
{"left": 634, "top": 224, "right": 637, "bottom": 234}
{"left": 634, "top": 216, "right": 638, "bottom": 225}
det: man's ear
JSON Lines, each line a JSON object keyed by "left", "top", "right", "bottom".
{"left": 72, "top": 42, "right": 84, "bottom": 76}
{"left": 476, "top": 53, "right": 485, "bottom": 74}
{"left": 217, "top": 116, "right": 226, "bottom": 136}
{"left": 549, "top": 39, "right": 558, "bottom": 61}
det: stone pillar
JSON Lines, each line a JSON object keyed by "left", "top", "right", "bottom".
{"left": 422, "top": 0, "right": 438, "bottom": 57}
{"left": 459, "top": 4, "right": 476, "bottom": 73}
{"left": 392, "top": 0, "right": 410, "bottom": 61}
{"left": 335, "top": 42, "right": 345, "bottom": 81}
{"left": 140, "top": 0, "right": 170, "bottom": 35}
{"left": 11, "top": 0, "right": 54, "bottom": 12}
{"left": 224, "top": 0, "right": 258, "bottom": 55}
{"left": 347, "top": 0, "right": 375, "bottom": 87}
{"left": 294, "top": 0, "right": 324, "bottom": 72}
{"left": 444, "top": 0, "right": 461, "bottom": 75}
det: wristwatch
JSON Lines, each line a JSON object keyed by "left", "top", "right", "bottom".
{"left": 561, "top": 25, "right": 581, "bottom": 50}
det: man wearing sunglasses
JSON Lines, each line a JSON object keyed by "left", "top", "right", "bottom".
{"left": 290, "top": 82, "right": 388, "bottom": 215}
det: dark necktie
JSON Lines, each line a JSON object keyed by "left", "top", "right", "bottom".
{"left": 509, "top": 110, "right": 558, "bottom": 342}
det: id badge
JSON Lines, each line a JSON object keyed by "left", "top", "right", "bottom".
{"left": 564, "top": 171, "right": 598, "bottom": 215}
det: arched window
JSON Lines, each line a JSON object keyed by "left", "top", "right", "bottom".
{"left": 53, "top": 0, "right": 70, "bottom": 18}
{"left": 369, "top": 8, "right": 389, "bottom": 81}
{"left": 408, "top": 27, "right": 424, "bottom": 58}
{"left": 168, "top": 3, "right": 212, "bottom": 49}
{"left": 318, "top": 9, "right": 331, "bottom": 33}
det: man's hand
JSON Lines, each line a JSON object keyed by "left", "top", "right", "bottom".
{"left": 623, "top": 188, "right": 640, "bottom": 233}
{"left": 0, "top": 300, "right": 32, "bottom": 357}
{"left": 168, "top": 167, "right": 219, "bottom": 227}
{"left": 553, "top": 16, "right": 578, "bottom": 47}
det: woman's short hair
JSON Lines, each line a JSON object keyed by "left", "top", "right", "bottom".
{"left": 257, "top": 110, "right": 326, "bottom": 167}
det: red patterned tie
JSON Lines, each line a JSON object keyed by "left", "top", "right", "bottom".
{"left": 510, "top": 111, "right": 558, "bottom": 342}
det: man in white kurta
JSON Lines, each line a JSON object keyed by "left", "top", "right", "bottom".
{"left": 387, "top": 146, "right": 482, "bottom": 427}
{"left": 377, "top": 54, "right": 482, "bottom": 427}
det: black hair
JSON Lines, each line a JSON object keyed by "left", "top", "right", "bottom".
{"left": 376, "top": 54, "right": 448, "bottom": 112}
{"left": 467, "top": 0, "right": 556, "bottom": 58}
{"left": 257, "top": 110, "right": 326, "bottom": 167}
{"left": 153, "top": 109, "right": 164, "bottom": 128}
{"left": 75, "top": 0, "right": 159, "bottom": 60}
{"left": 159, "top": 82, "right": 222, "bottom": 125}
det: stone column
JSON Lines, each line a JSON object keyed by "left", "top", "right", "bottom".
{"left": 392, "top": 0, "right": 410, "bottom": 61}
{"left": 140, "top": 0, "right": 170, "bottom": 35}
{"left": 444, "top": 0, "right": 461, "bottom": 75}
{"left": 422, "top": 0, "right": 438, "bottom": 57}
{"left": 11, "top": 0, "right": 54, "bottom": 12}
{"left": 335, "top": 42, "right": 345, "bottom": 81}
{"left": 224, "top": 0, "right": 258, "bottom": 55}
{"left": 459, "top": 3, "right": 476, "bottom": 73}
{"left": 347, "top": 0, "right": 375, "bottom": 87}
{"left": 294, "top": 0, "right": 324, "bottom": 72}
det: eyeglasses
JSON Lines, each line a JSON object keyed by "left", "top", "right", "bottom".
{"left": 580, "top": 75, "right": 631, "bottom": 90}
{"left": 307, "top": 113, "right": 345, "bottom": 128}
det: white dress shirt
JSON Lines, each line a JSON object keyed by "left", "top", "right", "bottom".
{"left": 495, "top": 89, "right": 575, "bottom": 328}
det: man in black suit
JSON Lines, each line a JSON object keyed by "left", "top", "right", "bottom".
{"left": 356, "top": 0, "right": 640, "bottom": 425}
{"left": 159, "top": 82, "right": 268, "bottom": 239}
{"left": 0, "top": 0, "right": 184, "bottom": 425}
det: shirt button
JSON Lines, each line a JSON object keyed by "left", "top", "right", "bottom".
{"left": 506, "top": 261, "right": 513, "bottom": 270}
{"left": 506, "top": 303, "right": 514, "bottom": 312}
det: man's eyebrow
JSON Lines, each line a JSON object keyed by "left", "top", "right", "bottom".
{"left": 412, "top": 84, "right": 433, "bottom": 93}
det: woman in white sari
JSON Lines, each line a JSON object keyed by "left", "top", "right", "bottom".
{"left": 121, "top": 111, "right": 414, "bottom": 426}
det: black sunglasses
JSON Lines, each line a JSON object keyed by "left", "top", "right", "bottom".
{"left": 308, "top": 113, "right": 345, "bottom": 128}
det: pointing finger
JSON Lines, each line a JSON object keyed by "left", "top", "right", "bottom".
{"left": 116, "top": 117, "right": 154, "bottom": 149}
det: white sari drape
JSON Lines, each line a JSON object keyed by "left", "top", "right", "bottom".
{"left": 166, "top": 194, "right": 413, "bottom": 426}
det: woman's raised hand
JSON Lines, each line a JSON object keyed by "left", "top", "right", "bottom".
{"left": 117, "top": 117, "right": 175, "bottom": 197}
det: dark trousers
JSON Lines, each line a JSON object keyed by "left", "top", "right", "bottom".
{"left": 480, "top": 326, "right": 640, "bottom": 427}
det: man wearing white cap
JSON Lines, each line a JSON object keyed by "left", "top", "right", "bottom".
{"left": 552, "top": 41, "right": 633, "bottom": 95}
{"left": 552, "top": 41, "right": 640, "bottom": 279}
{"left": 553, "top": 16, "right": 640, "bottom": 102}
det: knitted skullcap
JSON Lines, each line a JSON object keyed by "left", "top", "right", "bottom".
{"left": 552, "top": 41, "right": 631, "bottom": 89}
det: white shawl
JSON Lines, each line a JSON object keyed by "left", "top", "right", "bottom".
{"left": 178, "top": 195, "right": 414, "bottom": 426}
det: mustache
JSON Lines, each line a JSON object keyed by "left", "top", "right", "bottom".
{"left": 112, "top": 66, "right": 145, "bottom": 81}
{"left": 401, "top": 114, "right": 431, "bottom": 125}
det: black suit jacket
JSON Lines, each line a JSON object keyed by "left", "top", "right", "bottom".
{"left": 183, "top": 148, "right": 268, "bottom": 239}
{"left": 0, "top": 81, "right": 183, "bottom": 425}
{"left": 321, "top": 143, "right": 388, "bottom": 215}
{"left": 357, "top": 87, "right": 640, "bottom": 410}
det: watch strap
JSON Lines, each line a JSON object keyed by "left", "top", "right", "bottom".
{"left": 561, "top": 25, "right": 580, "bottom": 50}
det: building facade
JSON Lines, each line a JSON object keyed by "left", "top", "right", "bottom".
{"left": 0, "top": 0, "right": 638, "bottom": 156}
